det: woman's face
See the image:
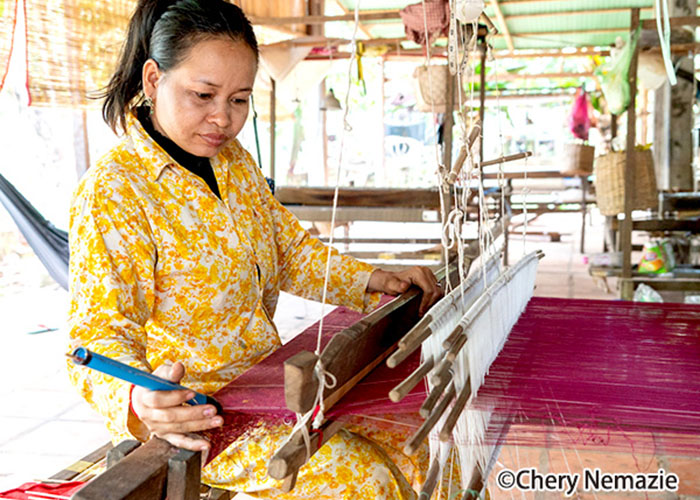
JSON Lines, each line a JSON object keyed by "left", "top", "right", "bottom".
{"left": 143, "top": 37, "right": 257, "bottom": 158}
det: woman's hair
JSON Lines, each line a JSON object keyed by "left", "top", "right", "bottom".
{"left": 101, "top": 0, "right": 259, "bottom": 133}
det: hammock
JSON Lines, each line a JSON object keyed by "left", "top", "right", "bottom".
{"left": 0, "top": 173, "right": 69, "bottom": 289}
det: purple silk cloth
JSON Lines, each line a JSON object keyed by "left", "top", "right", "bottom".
{"left": 473, "top": 297, "right": 700, "bottom": 456}
{"left": 203, "top": 297, "right": 426, "bottom": 461}
{"left": 203, "top": 295, "right": 700, "bottom": 463}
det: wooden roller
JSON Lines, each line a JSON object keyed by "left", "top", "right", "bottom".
{"left": 390, "top": 356, "right": 435, "bottom": 403}
{"left": 405, "top": 382, "right": 456, "bottom": 455}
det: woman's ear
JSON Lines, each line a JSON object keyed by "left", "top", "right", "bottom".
{"left": 142, "top": 59, "right": 162, "bottom": 99}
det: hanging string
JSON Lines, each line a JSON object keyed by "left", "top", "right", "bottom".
{"left": 250, "top": 95, "right": 264, "bottom": 171}
{"left": 655, "top": 0, "right": 677, "bottom": 86}
{"left": 417, "top": 0, "right": 453, "bottom": 291}
{"left": 316, "top": 0, "right": 361, "bottom": 355}
{"left": 521, "top": 154, "right": 529, "bottom": 255}
{"left": 288, "top": 0, "right": 363, "bottom": 460}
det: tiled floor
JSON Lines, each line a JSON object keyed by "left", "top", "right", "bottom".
{"left": 1, "top": 211, "right": 698, "bottom": 498}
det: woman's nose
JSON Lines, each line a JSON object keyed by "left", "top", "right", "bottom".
{"left": 208, "top": 104, "right": 232, "bottom": 128}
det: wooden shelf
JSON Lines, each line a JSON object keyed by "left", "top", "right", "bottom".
{"left": 611, "top": 218, "right": 700, "bottom": 232}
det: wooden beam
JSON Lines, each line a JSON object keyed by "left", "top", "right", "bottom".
{"left": 490, "top": 0, "right": 514, "bottom": 51}
{"left": 611, "top": 219, "right": 700, "bottom": 232}
{"left": 619, "top": 277, "right": 700, "bottom": 292}
{"left": 514, "top": 27, "right": 635, "bottom": 39}
{"left": 73, "top": 438, "right": 175, "bottom": 500}
{"left": 498, "top": 0, "right": 650, "bottom": 5}
{"left": 506, "top": 6, "right": 655, "bottom": 20}
{"left": 283, "top": 27, "right": 634, "bottom": 50}
{"left": 251, "top": 10, "right": 400, "bottom": 26}
{"left": 251, "top": 4, "right": 700, "bottom": 27}
{"left": 480, "top": 71, "right": 594, "bottom": 81}
{"left": 276, "top": 187, "right": 444, "bottom": 208}
{"left": 332, "top": 0, "right": 373, "bottom": 39}
{"left": 641, "top": 16, "right": 700, "bottom": 29}
{"left": 50, "top": 442, "right": 113, "bottom": 482}
{"left": 321, "top": 43, "right": 699, "bottom": 61}
{"left": 621, "top": 8, "right": 641, "bottom": 300}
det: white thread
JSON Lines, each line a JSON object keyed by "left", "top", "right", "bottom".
{"left": 298, "top": 0, "right": 362, "bottom": 464}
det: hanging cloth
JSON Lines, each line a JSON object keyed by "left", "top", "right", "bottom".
{"left": 400, "top": 0, "right": 451, "bottom": 46}
{"left": 0, "top": 173, "right": 69, "bottom": 289}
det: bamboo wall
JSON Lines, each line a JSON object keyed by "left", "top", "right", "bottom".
{"left": 24, "top": 0, "right": 307, "bottom": 108}
{"left": 0, "top": 0, "right": 18, "bottom": 92}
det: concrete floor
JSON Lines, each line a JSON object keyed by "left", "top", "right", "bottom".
{"left": 0, "top": 211, "right": 698, "bottom": 498}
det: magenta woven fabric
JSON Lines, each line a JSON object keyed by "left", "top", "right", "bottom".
{"left": 473, "top": 297, "right": 700, "bottom": 456}
{"left": 205, "top": 295, "right": 700, "bottom": 462}
{"left": 203, "top": 297, "right": 425, "bottom": 460}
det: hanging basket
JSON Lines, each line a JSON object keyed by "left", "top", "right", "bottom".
{"left": 413, "top": 65, "right": 465, "bottom": 113}
{"left": 561, "top": 143, "right": 595, "bottom": 176}
{"left": 593, "top": 149, "right": 658, "bottom": 216}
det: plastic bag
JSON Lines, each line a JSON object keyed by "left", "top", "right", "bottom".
{"left": 568, "top": 90, "right": 591, "bottom": 141}
{"left": 634, "top": 283, "right": 663, "bottom": 303}
{"left": 595, "top": 26, "right": 640, "bottom": 115}
{"left": 638, "top": 240, "right": 673, "bottom": 274}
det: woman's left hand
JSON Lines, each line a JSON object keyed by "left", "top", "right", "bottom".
{"left": 367, "top": 266, "right": 443, "bottom": 316}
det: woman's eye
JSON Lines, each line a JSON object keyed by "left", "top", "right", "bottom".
{"left": 195, "top": 92, "right": 213, "bottom": 100}
{"left": 232, "top": 98, "right": 248, "bottom": 105}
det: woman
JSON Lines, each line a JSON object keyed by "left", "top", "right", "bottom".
{"left": 67, "top": 0, "right": 442, "bottom": 498}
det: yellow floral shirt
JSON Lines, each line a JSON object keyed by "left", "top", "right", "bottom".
{"left": 67, "top": 113, "right": 380, "bottom": 444}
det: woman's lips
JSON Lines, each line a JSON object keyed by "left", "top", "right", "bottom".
{"left": 201, "top": 133, "right": 227, "bottom": 147}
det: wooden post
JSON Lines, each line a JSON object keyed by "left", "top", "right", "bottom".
{"left": 381, "top": 57, "right": 387, "bottom": 185}
{"left": 651, "top": 0, "right": 696, "bottom": 191}
{"left": 478, "top": 39, "right": 487, "bottom": 163}
{"left": 270, "top": 78, "right": 277, "bottom": 182}
{"left": 443, "top": 68, "right": 455, "bottom": 170}
{"left": 580, "top": 175, "right": 587, "bottom": 254}
{"left": 321, "top": 81, "right": 330, "bottom": 186}
{"left": 106, "top": 440, "right": 141, "bottom": 468}
{"left": 620, "top": 8, "right": 640, "bottom": 301}
{"left": 641, "top": 87, "right": 649, "bottom": 145}
{"left": 73, "top": 438, "right": 174, "bottom": 500}
{"left": 478, "top": 37, "right": 487, "bottom": 237}
{"left": 167, "top": 448, "right": 201, "bottom": 500}
{"left": 309, "top": 0, "right": 327, "bottom": 186}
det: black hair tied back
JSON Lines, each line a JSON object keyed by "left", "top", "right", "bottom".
{"left": 100, "top": 0, "right": 258, "bottom": 134}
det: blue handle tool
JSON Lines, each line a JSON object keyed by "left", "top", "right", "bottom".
{"left": 68, "top": 347, "right": 222, "bottom": 414}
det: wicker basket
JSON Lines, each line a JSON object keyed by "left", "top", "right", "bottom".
{"left": 594, "top": 149, "right": 658, "bottom": 216}
{"left": 561, "top": 143, "right": 595, "bottom": 175}
{"left": 414, "top": 65, "right": 466, "bottom": 113}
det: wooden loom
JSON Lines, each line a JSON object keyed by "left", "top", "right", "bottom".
{"left": 69, "top": 226, "right": 510, "bottom": 500}
{"left": 67, "top": 12, "right": 536, "bottom": 499}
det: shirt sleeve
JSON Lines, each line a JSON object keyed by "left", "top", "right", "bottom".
{"left": 67, "top": 174, "right": 156, "bottom": 443}
{"left": 246, "top": 164, "right": 381, "bottom": 313}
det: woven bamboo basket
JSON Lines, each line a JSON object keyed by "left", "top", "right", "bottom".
{"left": 414, "top": 65, "right": 466, "bottom": 113}
{"left": 561, "top": 143, "right": 595, "bottom": 175}
{"left": 594, "top": 149, "right": 658, "bottom": 216}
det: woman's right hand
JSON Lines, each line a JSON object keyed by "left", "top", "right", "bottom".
{"left": 130, "top": 361, "right": 223, "bottom": 454}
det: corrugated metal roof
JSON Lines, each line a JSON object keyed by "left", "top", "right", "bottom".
{"left": 331, "top": 0, "right": 697, "bottom": 50}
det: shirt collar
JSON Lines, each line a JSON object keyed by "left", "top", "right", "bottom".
{"left": 126, "top": 111, "right": 177, "bottom": 181}
{"left": 125, "top": 111, "right": 235, "bottom": 183}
